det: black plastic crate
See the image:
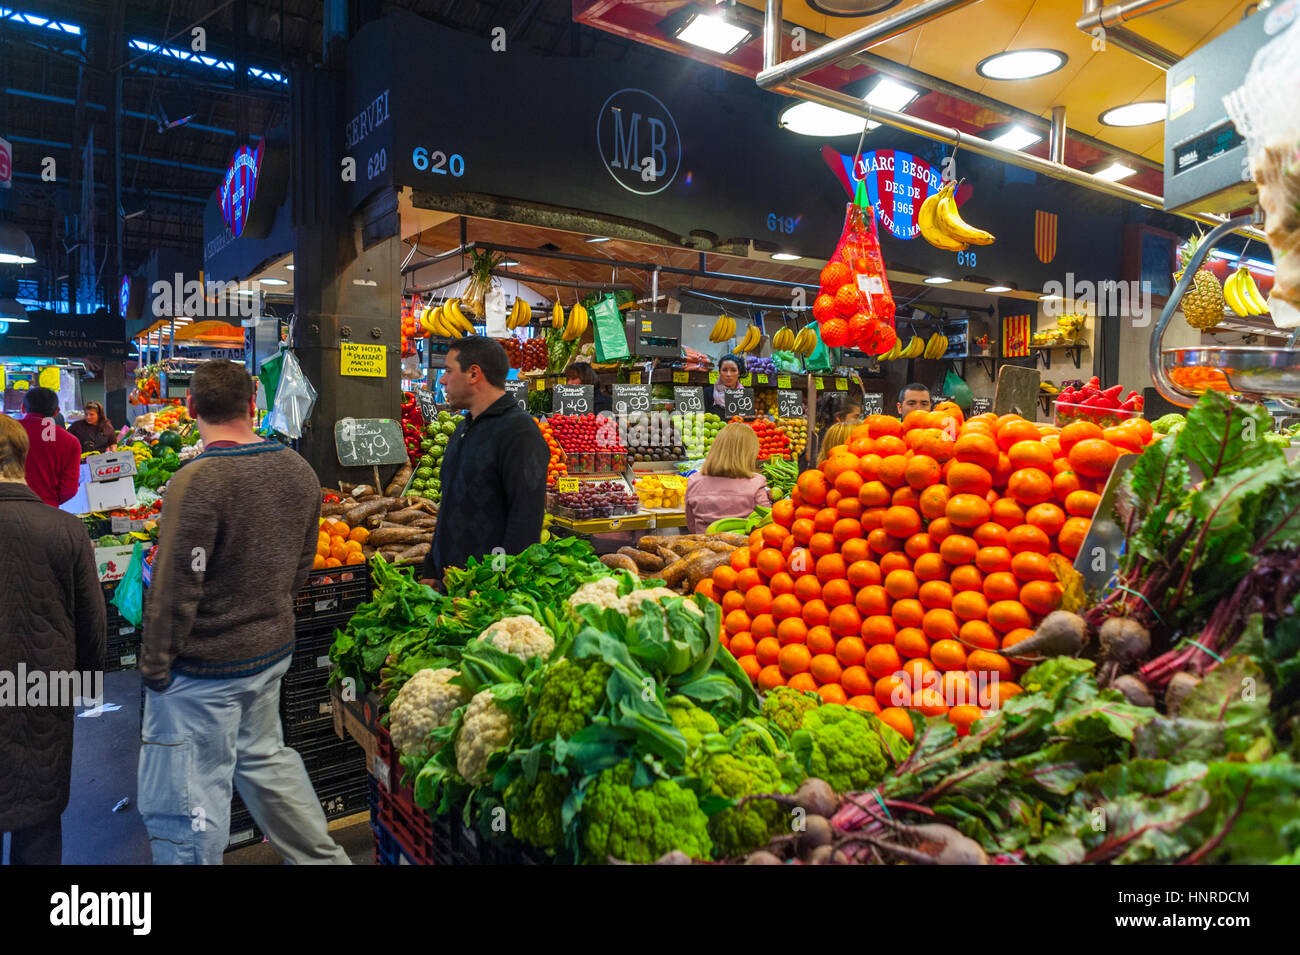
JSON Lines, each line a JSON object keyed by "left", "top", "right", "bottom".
{"left": 288, "top": 624, "right": 343, "bottom": 675}
{"left": 317, "top": 774, "right": 369, "bottom": 820}
{"left": 281, "top": 681, "right": 334, "bottom": 731}
{"left": 282, "top": 664, "right": 330, "bottom": 694}
{"left": 105, "top": 638, "right": 141, "bottom": 673}
{"left": 295, "top": 734, "right": 364, "bottom": 776}
{"left": 293, "top": 569, "right": 372, "bottom": 623}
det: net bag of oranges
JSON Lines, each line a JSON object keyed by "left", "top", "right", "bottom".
{"left": 813, "top": 203, "right": 897, "bottom": 354}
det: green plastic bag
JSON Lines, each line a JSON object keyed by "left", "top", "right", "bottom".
{"left": 111, "top": 541, "right": 146, "bottom": 627}
{"left": 591, "top": 294, "right": 629, "bottom": 362}
{"left": 805, "top": 324, "right": 838, "bottom": 373}
{"left": 943, "top": 368, "right": 973, "bottom": 412}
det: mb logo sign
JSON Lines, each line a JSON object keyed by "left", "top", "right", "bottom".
{"left": 596, "top": 88, "right": 681, "bottom": 196}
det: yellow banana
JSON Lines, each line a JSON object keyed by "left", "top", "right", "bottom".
{"left": 1243, "top": 271, "right": 1270, "bottom": 315}
{"left": 1224, "top": 269, "right": 1251, "bottom": 317}
{"left": 447, "top": 299, "right": 474, "bottom": 335}
{"left": 936, "top": 189, "right": 995, "bottom": 246}
{"left": 520, "top": 299, "right": 532, "bottom": 326}
{"left": 508, "top": 298, "right": 522, "bottom": 329}
{"left": 919, "top": 185, "right": 966, "bottom": 252}
{"left": 709, "top": 315, "right": 729, "bottom": 343}
{"left": 552, "top": 303, "right": 565, "bottom": 329}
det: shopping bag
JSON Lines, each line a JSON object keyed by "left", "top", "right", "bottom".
{"left": 265, "top": 348, "right": 318, "bottom": 439}
{"left": 943, "top": 368, "right": 973, "bottom": 412}
{"left": 111, "top": 542, "right": 146, "bottom": 628}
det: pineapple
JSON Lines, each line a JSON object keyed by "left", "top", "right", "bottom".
{"left": 1175, "top": 232, "right": 1226, "bottom": 330}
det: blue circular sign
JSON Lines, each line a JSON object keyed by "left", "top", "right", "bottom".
{"left": 219, "top": 141, "right": 264, "bottom": 237}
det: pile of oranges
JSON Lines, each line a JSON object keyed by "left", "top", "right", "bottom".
{"left": 537, "top": 419, "right": 568, "bottom": 486}
{"left": 698, "top": 404, "right": 1154, "bottom": 742}
{"left": 314, "top": 518, "right": 369, "bottom": 569}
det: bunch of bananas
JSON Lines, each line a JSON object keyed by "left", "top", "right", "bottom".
{"left": 506, "top": 297, "right": 533, "bottom": 330}
{"left": 923, "top": 331, "right": 949, "bottom": 359}
{"left": 880, "top": 334, "right": 927, "bottom": 361}
{"left": 420, "top": 298, "right": 476, "bottom": 337}
{"left": 734, "top": 323, "right": 764, "bottom": 354}
{"left": 562, "top": 303, "right": 589, "bottom": 341}
{"left": 708, "top": 314, "right": 737, "bottom": 343}
{"left": 771, "top": 326, "right": 795, "bottom": 352}
{"left": 1224, "top": 266, "right": 1271, "bottom": 317}
{"left": 551, "top": 302, "right": 565, "bottom": 329}
{"left": 919, "top": 182, "right": 995, "bottom": 252}
{"left": 790, "top": 326, "right": 818, "bottom": 356}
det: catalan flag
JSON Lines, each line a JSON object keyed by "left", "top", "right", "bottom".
{"left": 1002, "top": 314, "right": 1031, "bottom": 358}
{"left": 1034, "top": 210, "right": 1057, "bottom": 264}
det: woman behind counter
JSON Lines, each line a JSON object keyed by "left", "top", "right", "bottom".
{"left": 705, "top": 353, "right": 743, "bottom": 418}
{"left": 67, "top": 401, "right": 117, "bottom": 454}
{"left": 564, "top": 362, "right": 612, "bottom": 413}
{"left": 684, "top": 422, "right": 771, "bottom": 534}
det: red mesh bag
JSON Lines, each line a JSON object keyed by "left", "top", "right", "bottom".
{"left": 815, "top": 203, "right": 897, "bottom": 354}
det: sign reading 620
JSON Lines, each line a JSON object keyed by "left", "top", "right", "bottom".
{"left": 412, "top": 147, "right": 466, "bottom": 177}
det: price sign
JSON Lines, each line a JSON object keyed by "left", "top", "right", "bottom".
{"left": 835, "top": 378, "right": 848, "bottom": 392}
{"left": 672, "top": 371, "right": 690, "bottom": 384}
{"left": 532, "top": 377, "right": 546, "bottom": 391}
{"left": 970, "top": 396, "right": 993, "bottom": 415}
{"left": 673, "top": 386, "right": 704, "bottom": 414}
{"left": 723, "top": 387, "right": 754, "bottom": 417}
{"left": 862, "top": 392, "right": 885, "bottom": 415}
{"left": 334, "top": 417, "right": 408, "bottom": 466}
{"left": 552, "top": 384, "right": 593, "bottom": 415}
{"left": 708, "top": 371, "right": 718, "bottom": 384}
{"left": 740, "top": 375, "right": 753, "bottom": 387}
{"left": 416, "top": 388, "right": 438, "bottom": 423}
{"left": 660, "top": 475, "right": 686, "bottom": 491}
{"left": 504, "top": 379, "right": 528, "bottom": 412}
{"left": 38, "top": 366, "right": 61, "bottom": 390}
{"left": 813, "top": 376, "right": 824, "bottom": 390}
{"left": 756, "top": 374, "right": 769, "bottom": 385}
{"left": 777, "top": 375, "right": 792, "bottom": 389}
{"left": 611, "top": 383, "right": 652, "bottom": 414}
{"left": 556, "top": 477, "right": 579, "bottom": 493}
{"left": 777, "top": 390, "right": 804, "bottom": 418}
{"left": 629, "top": 371, "right": 642, "bottom": 384}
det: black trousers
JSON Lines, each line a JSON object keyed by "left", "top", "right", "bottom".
{"left": 4, "top": 813, "right": 62, "bottom": 865}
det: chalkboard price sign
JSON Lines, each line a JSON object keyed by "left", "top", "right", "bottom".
{"left": 416, "top": 388, "right": 438, "bottom": 423}
{"left": 334, "top": 417, "right": 409, "bottom": 466}
{"left": 970, "top": 396, "right": 993, "bottom": 415}
{"left": 777, "top": 390, "right": 804, "bottom": 418}
{"left": 673, "top": 386, "right": 704, "bottom": 414}
{"left": 723, "top": 387, "right": 755, "bottom": 417}
{"left": 504, "top": 379, "right": 528, "bottom": 412}
{"left": 611, "top": 383, "right": 652, "bottom": 414}
{"left": 862, "top": 392, "right": 885, "bottom": 416}
{"left": 553, "top": 384, "right": 593, "bottom": 414}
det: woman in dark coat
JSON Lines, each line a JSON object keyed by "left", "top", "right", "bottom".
{"left": 0, "top": 414, "right": 106, "bottom": 864}
{"left": 67, "top": 401, "right": 116, "bottom": 454}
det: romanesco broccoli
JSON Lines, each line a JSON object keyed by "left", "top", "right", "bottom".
{"left": 694, "top": 752, "right": 784, "bottom": 857}
{"left": 581, "top": 762, "right": 712, "bottom": 864}
{"left": 665, "top": 696, "right": 719, "bottom": 752}
{"left": 762, "top": 686, "right": 820, "bottom": 737}
{"left": 504, "top": 769, "right": 569, "bottom": 852}
{"left": 791, "top": 704, "right": 888, "bottom": 793}
{"left": 530, "top": 658, "right": 612, "bottom": 743}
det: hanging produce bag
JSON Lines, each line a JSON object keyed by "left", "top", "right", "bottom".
{"left": 265, "top": 348, "right": 317, "bottom": 439}
{"left": 804, "top": 323, "right": 837, "bottom": 373}
{"left": 812, "top": 203, "right": 898, "bottom": 355}
{"left": 111, "top": 542, "right": 146, "bottom": 627}
{"left": 591, "top": 294, "right": 629, "bottom": 362}
{"left": 942, "top": 367, "right": 973, "bottom": 412}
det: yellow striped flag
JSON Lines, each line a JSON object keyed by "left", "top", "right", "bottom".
{"left": 1002, "top": 314, "right": 1031, "bottom": 357}
{"left": 1035, "top": 210, "right": 1058, "bottom": 264}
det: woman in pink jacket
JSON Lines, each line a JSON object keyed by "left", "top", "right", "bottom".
{"left": 685, "top": 422, "right": 771, "bottom": 534}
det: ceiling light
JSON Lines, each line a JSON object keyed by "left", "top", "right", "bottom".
{"left": 258, "top": 277, "right": 288, "bottom": 286}
{"left": 586, "top": 236, "right": 611, "bottom": 244}
{"left": 1100, "top": 101, "right": 1165, "bottom": 127}
{"left": 673, "top": 12, "right": 753, "bottom": 56}
{"left": 977, "top": 49, "right": 1067, "bottom": 81}
{"left": 1091, "top": 161, "right": 1137, "bottom": 183}
{"left": 780, "top": 101, "right": 877, "bottom": 137}
{"left": 1040, "top": 293, "right": 1063, "bottom": 301}
{"left": 285, "top": 264, "right": 294, "bottom": 271}
{"left": 984, "top": 285, "right": 1012, "bottom": 293}
{"left": 0, "top": 223, "right": 37, "bottom": 264}
{"left": 502, "top": 260, "right": 520, "bottom": 267}
{"left": 771, "top": 252, "right": 801, "bottom": 261}
{"left": 865, "top": 77, "right": 920, "bottom": 113}
{"left": 924, "top": 276, "right": 953, "bottom": 285}
{"left": 990, "top": 126, "right": 1043, "bottom": 151}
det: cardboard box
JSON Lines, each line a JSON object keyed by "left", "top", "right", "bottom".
{"left": 95, "top": 545, "right": 137, "bottom": 582}
{"left": 85, "top": 450, "right": 138, "bottom": 482}
{"left": 331, "top": 685, "right": 382, "bottom": 770}
{"left": 85, "top": 476, "right": 138, "bottom": 512}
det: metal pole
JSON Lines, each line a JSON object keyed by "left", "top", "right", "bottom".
{"left": 1077, "top": 0, "right": 1181, "bottom": 70}
{"left": 169, "top": 316, "right": 174, "bottom": 360}
{"left": 762, "top": 0, "right": 783, "bottom": 71}
{"left": 652, "top": 266, "right": 660, "bottom": 308}
{"left": 1049, "top": 106, "right": 1067, "bottom": 165}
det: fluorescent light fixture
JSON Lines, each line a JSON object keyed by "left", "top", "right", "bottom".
{"left": 1209, "top": 251, "right": 1275, "bottom": 273}
{"left": 1093, "top": 161, "right": 1137, "bottom": 182}
{"left": 284, "top": 264, "right": 294, "bottom": 270}
{"left": 586, "top": 236, "right": 611, "bottom": 243}
{"left": 502, "top": 260, "right": 520, "bottom": 267}
{"left": 1040, "top": 293, "right": 1063, "bottom": 301}
{"left": 258, "top": 277, "right": 288, "bottom": 286}
{"left": 673, "top": 12, "right": 753, "bottom": 55}
{"left": 976, "top": 49, "right": 1067, "bottom": 81}
{"left": 1100, "top": 101, "right": 1165, "bottom": 127}
{"left": 780, "top": 101, "right": 878, "bottom": 137}
{"left": 984, "top": 285, "right": 1012, "bottom": 293}
{"left": 865, "top": 77, "right": 920, "bottom": 112}
{"left": 924, "top": 276, "right": 953, "bottom": 285}
{"left": 771, "top": 252, "right": 801, "bottom": 261}
{"left": 990, "top": 125, "right": 1043, "bottom": 151}
{"left": 0, "top": 223, "right": 38, "bottom": 264}
{"left": 1, "top": 7, "right": 81, "bottom": 34}
{"left": 129, "top": 38, "right": 234, "bottom": 71}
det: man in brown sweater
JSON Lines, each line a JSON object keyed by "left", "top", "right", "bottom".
{"left": 139, "top": 360, "right": 349, "bottom": 864}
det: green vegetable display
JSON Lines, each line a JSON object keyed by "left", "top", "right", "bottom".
{"left": 579, "top": 762, "right": 713, "bottom": 864}
{"left": 789, "top": 704, "right": 897, "bottom": 794}
{"left": 762, "top": 686, "right": 821, "bottom": 738}
{"left": 529, "top": 658, "right": 612, "bottom": 743}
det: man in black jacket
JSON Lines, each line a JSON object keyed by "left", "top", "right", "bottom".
{"left": 421, "top": 337, "right": 549, "bottom": 586}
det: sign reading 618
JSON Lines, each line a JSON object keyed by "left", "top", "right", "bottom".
{"left": 412, "top": 147, "right": 465, "bottom": 177}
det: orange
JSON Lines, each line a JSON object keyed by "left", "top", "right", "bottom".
{"left": 901, "top": 409, "right": 935, "bottom": 432}
{"left": 972, "top": 521, "right": 1009, "bottom": 547}
{"left": 755, "top": 636, "right": 781, "bottom": 666}
{"left": 874, "top": 434, "right": 908, "bottom": 457}
{"left": 348, "top": 526, "right": 370, "bottom": 544}
{"left": 922, "top": 608, "right": 960, "bottom": 642}
{"left": 787, "top": 547, "right": 814, "bottom": 577}
{"left": 865, "top": 413, "right": 903, "bottom": 438}
{"left": 946, "top": 493, "right": 991, "bottom": 528}
{"left": 891, "top": 598, "right": 925, "bottom": 628}
{"left": 796, "top": 470, "right": 830, "bottom": 506}
{"left": 989, "top": 680, "right": 1023, "bottom": 708}
{"left": 1068, "top": 438, "right": 1119, "bottom": 479}
{"left": 730, "top": 547, "right": 752, "bottom": 573}
{"left": 794, "top": 574, "right": 822, "bottom": 602}
{"left": 751, "top": 613, "right": 777, "bottom": 641}
{"left": 730, "top": 632, "right": 757, "bottom": 658}
{"left": 736, "top": 567, "right": 763, "bottom": 592}
{"left": 990, "top": 498, "right": 1026, "bottom": 529}
{"left": 1042, "top": 434, "right": 1063, "bottom": 457}
{"left": 1103, "top": 425, "right": 1143, "bottom": 453}
{"left": 951, "top": 590, "right": 990, "bottom": 622}
{"left": 877, "top": 455, "right": 910, "bottom": 488}
{"left": 1025, "top": 502, "right": 1067, "bottom": 537}
{"left": 821, "top": 578, "right": 854, "bottom": 608}
{"left": 725, "top": 608, "right": 753, "bottom": 637}
{"left": 982, "top": 571, "right": 1021, "bottom": 602}
{"left": 772, "top": 498, "right": 797, "bottom": 528}
{"left": 939, "top": 534, "right": 978, "bottom": 566}
{"left": 894, "top": 626, "right": 931, "bottom": 659}
{"left": 915, "top": 682, "right": 950, "bottom": 717}
{"left": 904, "top": 454, "right": 942, "bottom": 490}
{"left": 757, "top": 665, "right": 786, "bottom": 691}
{"left": 877, "top": 707, "right": 915, "bottom": 742}
{"left": 816, "top": 553, "right": 847, "bottom": 583}
{"left": 959, "top": 619, "right": 1000, "bottom": 651}
{"left": 841, "top": 665, "right": 873, "bottom": 697}
{"left": 932, "top": 401, "right": 965, "bottom": 431}
{"left": 953, "top": 432, "right": 999, "bottom": 470}
{"left": 993, "top": 452, "right": 1014, "bottom": 487}
{"left": 949, "top": 564, "right": 984, "bottom": 593}
{"left": 948, "top": 704, "right": 984, "bottom": 737}
{"left": 1007, "top": 524, "right": 1051, "bottom": 556}
{"left": 712, "top": 565, "right": 738, "bottom": 592}
{"left": 908, "top": 428, "right": 955, "bottom": 463}
{"left": 790, "top": 517, "right": 816, "bottom": 545}
{"left": 744, "top": 585, "right": 773, "bottom": 617}
{"left": 754, "top": 548, "right": 785, "bottom": 579}
{"left": 776, "top": 617, "right": 808, "bottom": 646}
{"left": 927, "top": 517, "right": 954, "bottom": 543}
{"left": 846, "top": 559, "right": 882, "bottom": 589}
{"left": 833, "top": 468, "right": 865, "bottom": 500}
{"left": 737, "top": 655, "right": 761, "bottom": 683}
{"left": 929, "top": 638, "right": 968, "bottom": 671}
{"left": 946, "top": 462, "right": 993, "bottom": 498}
{"left": 941, "top": 670, "right": 978, "bottom": 707}
{"left": 967, "top": 649, "right": 1014, "bottom": 680}
{"left": 769, "top": 572, "right": 796, "bottom": 596}
{"left": 778, "top": 643, "right": 812, "bottom": 676}
{"left": 975, "top": 546, "right": 1012, "bottom": 573}
{"left": 856, "top": 453, "right": 883, "bottom": 481}
{"left": 810, "top": 652, "right": 843, "bottom": 685}
{"left": 787, "top": 672, "right": 818, "bottom": 693}
{"left": 771, "top": 593, "right": 803, "bottom": 621}
{"left": 828, "top": 603, "right": 863, "bottom": 637}
{"left": 1011, "top": 551, "right": 1054, "bottom": 583}
{"left": 840, "top": 537, "right": 871, "bottom": 564}
{"left": 904, "top": 532, "right": 935, "bottom": 560}
{"left": 1000, "top": 627, "right": 1036, "bottom": 660}
{"left": 855, "top": 584, "right": 890, "bottom": 617}
{"left": 1064, "top": 490, "right": 1101, "bottom": 517}
{"left": 902, "top": 657, "right": 937, "bottom": 687}
{"left": 832, "top": 517, "right": 862, "bottom": 545}
{"left": 996, "top": 418, "right": 1040, "bottom": 452}
{"left": 330, "top": 539, "right": 350, "bottom": 561}
{"left": 918, "top": 579, "right": 954, "bottom": 610}
{"left": 1059, "top": 420, "right": 1105, "bottom": 454}
{"left": 1007, "top": 440, "right": 1054, "bottom": 471}
{"left": 882, "top": 505, "right": 922, "bottom": 538}
{"left": 823, "top": 452, "right": 860, "bottom": 484}
{"left": 987, "top": 600, "right": 1032, "bottom": 634}
{"left": 1007, "top": 468, "right": 1054, "bottom": 507}
{"left": 806, "top": 625, "right": 836, "bottom": 655}
{"left": 817, "top": 683, "right": 849, "bottom": 704}
{"left": 861, "top": 615, "right": 898, "bottom": 649}
{"left": 722, "top": 590, "right": 746, "bottom": 615}
{"left": 1052, "top": 470, "right": 1083, "bottom": 504}
{"left": 835, "top": 636, "right": 867, "bottom": 667}
{"left": 813, "top": 507, "right": 839, "bottom": 533}
{"left": 761, "top": 524, "right": 791, "bottom": 549}
{"left": 324, "top": 556, "right": 343, "bottom": 568}
{"left": 1058, "top": 516, "right": 1091, "bottom": 559}
{"left": 809, "top": 532, "right": 837, "bottom": 558}
{"left": 917, "top": 484, "right": 951, "bottom": 521}
{"left": 884, "top": 568, "right": 920, "bottom": 600}
{"left": 875, "top": 675, "right": 910, "bottom": 708}
{"left": 1020, "top": 579, "right": 1063, "bottom": 615}
{"left": 866, "top": 527, "right": 896, "bottom": 557}
{"left": 913, "top": 552, "right": 949, "bottom": 583}
{"left": 312, "top": 553, "right": 327, "bottom": 569}
{"left": 857, "top": 480, "right": 891, "bottom": 508}
{"left": 848, "top": 694, "right": 881, "bottom": 714}
{"left": 865, "top": 643, "right": 903, "bottom": 679}
{"left": 328, "top": 520, "right": 350, "bottom": 538}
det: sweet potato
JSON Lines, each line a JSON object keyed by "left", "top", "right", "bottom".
{"left": 706, "top": 532, "right": 748, "bottom": 547}
{"left": 385, "top": 506, "right": 427, "bottom": 525}
{"left": 660, "top": 556, "right": 694, "bottom": 588}
{"left": 617, "top": 547, "right": 664, "bottom": 571}
{"left": 320, "top": 501, "right": 348, "bottom": 518}
{"left": 384, "top": 464, "right": 413, "bottom": 498}
{"left": 396, "top": 541, "right": 430, "bottom": 561}
{"left": 341, "top": 497, "right": 395, "bottom": 526}
{"left": 351, "top": 485, "right": 376, "bottom": 500}
{"left": 367, "top": 525, "right": 428, "bottom": 547}
{"left": 600, "top": 553, "right": 640, "bottom": 574}
{"left": 684, "top": 552, "right": 729, "bottom": 591}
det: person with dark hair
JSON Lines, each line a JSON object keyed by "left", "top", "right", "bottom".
{"left": 0, "top": 413, "right": 105, "bottom": 864}
{"left": 565, "top": 361, "right": 612, "bottom": 413}
{"left": 897, "top": 382, "right": 932, "bottom": 418}
{"left": 138, "top": 359, "right": 350, "bottom": 864}
{"left": 17, "top": 386, "right": 81, "bottom": 507}
{"left": 421, "top": 337, "right": 549, "bottom": 586}
{"left": 67, "top": 401, "right": 117, "bottom": 454}
{"left": 706, "top": 353, "right": 744, "bottom": 418}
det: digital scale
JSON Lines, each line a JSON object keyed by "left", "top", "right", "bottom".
{"left": 624, "top": 311, "right": 683, "bottom": 359}
{"left": 158, "top": 367, "right": 193, "bottom": 400}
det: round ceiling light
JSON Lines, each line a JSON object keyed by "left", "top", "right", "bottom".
{"left": 258, "top": 277, "right": 288, "bottom": 286}
{"left": 976, "top": 49, "right": 1067, "bottom": 81}
{"left": 771, "top": 252, "right": 801, "bottom": 261}
{"left": 805, "top": 0, "right": 902, "bottom": 17}
{"left": 1100, "top": 101, "right": 1166, "bottom": 127}
{"left": 779, "top": 101, "right": 866, "bottom": 137}
{"left": 924, "top": 276, "right": 953, "bottom": 285}
{"left": 984, "top": 285, "right": 1012, "bottom": 293}
{"left": 0, "top": 223, "right": 38, "bottom": 265}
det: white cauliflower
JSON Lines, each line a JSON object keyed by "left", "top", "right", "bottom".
{"left": 569, "top": 577, "right": 704, "bottom": 617}
{"left": 484, "top": 614, "right": 554, "bottom": 662}
{"left": 388, "top": 668, "right": 469, "bottom": 759}
{"left": 455, "top": 688, "right": 515, "bottom": 784}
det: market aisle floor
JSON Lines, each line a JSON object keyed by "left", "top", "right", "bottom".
{"left": 54, "top": 669, "right": 371, "bottom": 865}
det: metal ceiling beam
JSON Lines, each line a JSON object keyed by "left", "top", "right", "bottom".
{"left": 1076, "top": 0, "right": 1182, "bottom": 70}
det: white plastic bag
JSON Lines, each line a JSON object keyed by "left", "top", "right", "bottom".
{"left": 266, "top": 348, "right": 317, "bottom": 439}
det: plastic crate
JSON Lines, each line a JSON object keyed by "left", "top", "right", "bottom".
{"left": 376, "top": 784, "right": 436, "bottom": 864}
{"left": 288, "top": 623, "right": 342, "bottom": 675}
{"left": 317, "top": 775, "right": 370, "bottom": 820}
{"left": 372, "top": 816, "right": 418, "bottom": 866}
{"left": 105, "top": 638, "right": 141, "bottom": 673}
{"left": 281, "top": 680, "right": 334, "bottom": 731}
{"left": 293, "top": 568, "right": 372, "bottom": 623}
{"left": 295, "top": 733, "right": 365, "bottom": 776}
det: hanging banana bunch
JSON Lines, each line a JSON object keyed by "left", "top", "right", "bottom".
{"left": 563, "top": 302, "right": 589, "bottom": 341}
{"left": 772, "top": 325, "right": 796, "bottom": 352}
{"left": 708, "top": 314, "right": 737, "bottom": 343}
{"left": 918, "top": 182, "right": 995, "bottom": 252}
{"left": 507, "top": 296, "right": 533, "bottom": 330}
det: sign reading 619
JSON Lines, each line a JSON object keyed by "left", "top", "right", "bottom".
{"left": 412, "top": 147, "right": 465, "bottom": 177}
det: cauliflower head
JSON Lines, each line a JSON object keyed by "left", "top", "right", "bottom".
{"left": 695, "top": 752, "right": 784, "bottom": 857}
{"left": 530, "top": 657, "right": 611, "bottom": 743}
{"left": 581, "top": 762, "right": 712, "bottom": 864}
{"left": 792, "top": 703, "right": 888, "bottom": 793}
{"left": 388, "top": 668, "right": 469, "bottom": 759}
{"left": 455, "top": 688, "right": 515, "bottom": 784}
{"left": 485, "top": 614, "right": 555, "bottom": 662}
{"left": 504, "top": 769, "right": 569, "bottom": 852}
{"left": 762, "top": 685, "right": 820, "bottom": 737}
{"left": 569, "top": 577, "right": 704, "bottom": 618}
{"left": 665, "top": 696, "right": 719, "bottom": 753}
